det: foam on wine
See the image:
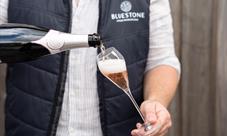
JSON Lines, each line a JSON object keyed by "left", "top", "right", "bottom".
{"left": 98, "top": 59, "right": 129, "bottom": 90}
{"left": 98, "top": 59, "right": 126, "bottom": 74}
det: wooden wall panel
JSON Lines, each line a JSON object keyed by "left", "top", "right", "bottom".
{"left": 216, "top": 0, "right": 227, "bottom": 135}
{"left": 169, "top": 0, "right": 182, "bottom": 56}
{"left": 168, "top": 0, "right": 227, "bottom": 136}
{"left": 168, "top": 0, "right": 182, "bottom": 136}
{"left": 180, "top": 0, "right": 216, "bottom": 135}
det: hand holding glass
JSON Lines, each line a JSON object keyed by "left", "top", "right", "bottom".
{"left": 97, "top": 47, "right": 154, "bottom": 134}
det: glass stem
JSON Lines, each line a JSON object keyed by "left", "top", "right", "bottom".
{"left": 125, "top": 88, "right": 145, "bottom": 122}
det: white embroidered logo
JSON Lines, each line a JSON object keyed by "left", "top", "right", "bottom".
{"left": 111, "top": 1, "right": 145, "bottom": 23}
{"left": 120, "top": 1, "right": 132, "bottom": 12}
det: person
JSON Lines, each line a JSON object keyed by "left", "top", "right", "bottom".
{"left": 0, "top": 0, "right": 180, "bottom": 136}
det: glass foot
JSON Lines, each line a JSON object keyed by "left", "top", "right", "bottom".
{"left": 144, "top": 123, "right": 153, "bottom": 131}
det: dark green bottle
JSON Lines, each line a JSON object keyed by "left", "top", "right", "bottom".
{"left": 0, "top": 23, "right": 101, "bottom": 63}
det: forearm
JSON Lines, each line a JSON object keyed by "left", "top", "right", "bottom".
{"left": 143, "top": 65, "right": 180, "bottom": 108}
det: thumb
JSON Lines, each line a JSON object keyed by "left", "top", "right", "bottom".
{"left": 146, "top": 112, "right": 157, "bottom": 123}
{"left": 141, "top": 101, "right": 158, "bottom": 123}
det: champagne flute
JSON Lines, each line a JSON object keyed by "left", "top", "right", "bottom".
{"left": 97, "top": 47, "right": 154, "bottom": 133}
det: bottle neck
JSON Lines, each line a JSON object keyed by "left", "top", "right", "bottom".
{"left": 33, "top": 30, "right": 101, "bottom": 54}
{"left": 88, "top": 33, "right": 101, "bottom": 47}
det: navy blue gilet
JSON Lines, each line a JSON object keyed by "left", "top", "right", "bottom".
{"left": 6, "top": 0, "right": 149, "bottom": 136}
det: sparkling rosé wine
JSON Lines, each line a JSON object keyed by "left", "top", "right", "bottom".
{"left": 98, "top": 59, "right": 129, "bottom": 90}
{"left": 106, "top": 71, "right": 128, "bottom": 90}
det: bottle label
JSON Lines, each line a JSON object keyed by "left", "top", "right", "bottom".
{"left": 32, "top": 30, "right": 64, "bottom": 54}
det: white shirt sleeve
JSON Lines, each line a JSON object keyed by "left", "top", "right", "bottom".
{"left": 146, "top": 0, "right": 181, "bottom": 74}
{"left": 0, "top": 0, "right": 8, "bottom": 24}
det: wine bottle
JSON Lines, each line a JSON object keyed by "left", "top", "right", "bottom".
{"left": 0, "top": 23, "right": 101, "bottom": 63}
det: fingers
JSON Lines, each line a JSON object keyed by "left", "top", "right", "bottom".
{"left": 131, "top": 129, "right": 142, "bottom": 136}
{"left": 156, "top": 108, "right": 172, "bottom": 132}
{"left": 153, "top": 129, "right": 168, "bottom": 136}
{"left": 131, "top": 120, "right": 171, "bottom": 136}
{"left": 132, "top": 100, "right": 172, "bottom": 136}
{"left": 148, "top": 109, "right": 171, "bottom": 136}
{"left": 140, "top": 101, "right": 157, "bottom": 123}
{"left": 146, "top": 112, "right": 157, "bottom": 123}
{"left": 155, "top": 121, "right": 171, "bottom": 136}
{"left": 155, "top": 129, "right": 168, "bottom": 136}
{"left": 144, "top": 120, "right": 162, "bottom": 136}
{"left": 131, "top": 122, "right": 159, "bottom": 136}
